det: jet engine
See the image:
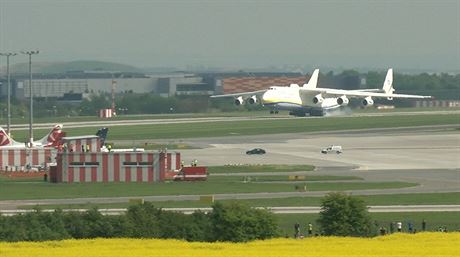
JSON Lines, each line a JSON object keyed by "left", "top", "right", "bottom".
{"left": 248, "top": 95, "right": 257, "bottom": 104}
{"left": 337, "top": 95, "right": 349, "bottom": 106}
{"left": 362, "top": 96, "right": 374, "bottom": 107}
{"left": 312, "top": 94, "right": 324, "bottom": 104}
{"left": 234, "top": 96, "right": 244, "bottom": 106}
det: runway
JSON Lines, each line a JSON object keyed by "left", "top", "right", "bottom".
{"left": 177, "top": 126, "right": 459, "bottom": 170}
{"left": 172, "top": 126, "right": 459, "bottom": 197}
{"left": 9, "top": 110, "right": 460, "bottom": 130}
{"left": 2, "top": 205, "right": 459, "bottom": 216}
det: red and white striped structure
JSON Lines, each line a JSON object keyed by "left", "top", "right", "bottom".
{"left": 0, "top": 148, "right": 57, "bottom": 171}
{"left": 99, "top": 109, "right": 114, "bottom": 118}
{"left": 173, "top": 167, "right": 208, "bottom": 181}
{"left": 62, "top": 136, "right": 102, "bottom": 153}
{"left": 52, "top": 152, "right": 181, "bottom": 183}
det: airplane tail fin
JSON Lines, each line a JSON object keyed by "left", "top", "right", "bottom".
{"left": 96, "top": 127, "right": 109, "bottom": 146}
{"left": 38, "top": 124, "right": 65, "bottom": 147}
{"left": 383, "top": 68, "right": 395, "bottom": 94}
{"left": 0, "top": 127, "right": 23, "bottom": 146}
{"left": 0, "top": 127, "right": 13, "bottom": 146}
{"left": 303, "top": 69, "right": 319, "bottom": 89}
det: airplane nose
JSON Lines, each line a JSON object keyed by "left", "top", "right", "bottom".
{"left": 262, "top": 92, "right": 272, "bottom": 103}
{"left": 262, "top": 97, "right": 276, "bottom": 105}
{"left": 261, "top": 94, "right": 270, "bottom": 104}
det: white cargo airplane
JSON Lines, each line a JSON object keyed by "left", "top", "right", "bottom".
{"left": 0, "top": 124, "right": 65, "bottom": 148}
{"left": 211, "top": 69, "right": 431, "bottom": 116}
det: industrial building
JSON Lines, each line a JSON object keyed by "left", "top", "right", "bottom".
{"left": 0, "top": 70, "right": 307, "bottom": 100}
{"left": 50, "top": 151, "right": 181, "bottom": 183}
{"left": 0, "top": 131, "right": 184, "bottom": 184}
{"left": 0, "top": 148, "right": 56, "bottom": 172}
{"left": 1, "top": 71, "right": 207, "bottom": 100}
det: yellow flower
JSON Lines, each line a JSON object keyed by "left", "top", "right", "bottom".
{"left": 0, "top": 233, "right": 458, "bottom": 257}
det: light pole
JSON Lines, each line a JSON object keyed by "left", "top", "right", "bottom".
{"left": 21, "top": 50, "right": 39, "bottom": 147}
{"left": 0, "top": 52, "right": 17, "bottom": 136}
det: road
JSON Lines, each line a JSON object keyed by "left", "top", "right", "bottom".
{"left": 1, "top": 205, "right": 459, "bottom": 216}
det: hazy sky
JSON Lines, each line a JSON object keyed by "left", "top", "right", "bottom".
{"left": 0, "top": 0, "right": 459, "bottom": 71}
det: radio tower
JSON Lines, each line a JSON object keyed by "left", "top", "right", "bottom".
{"left": 111, "top": 79, "right": 116, "bottom": 116}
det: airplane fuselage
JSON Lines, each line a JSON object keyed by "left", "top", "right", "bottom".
{"left": 210, "top": 68, "right": 430, "bottom": 117}
{"left": 261, "top": 86, "right": 341, "bottom": 115}
{"left": 262, "top": 86, "right": 302, "bottom": 110}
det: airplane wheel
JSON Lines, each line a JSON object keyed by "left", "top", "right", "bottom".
{"left": 275, "top": 110, "right": 279, "bottom": 114}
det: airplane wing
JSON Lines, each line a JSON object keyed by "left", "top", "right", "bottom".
{"left": 299, "top": 88, "right": 431, "bottom": 99}
{"left": 210, "top": 89, "right": 267, "bottom": 98}
{"left": 350, "top": 89, "right": 383, "bottom": 92}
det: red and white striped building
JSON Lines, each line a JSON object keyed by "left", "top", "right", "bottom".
{"left": 0, "top": 135, "right": 102, "bottom": 172}
{"left": 99, "top": 109, "right": 114, "bottom": 118}
{"left": 0, "top": 148, "right": 57, "bottom": 171}
{"left": 51, "top": 152, "right": 181, "bottom": 183}
{"left": 61, "top": 136, "right": 102, "bottom": 153}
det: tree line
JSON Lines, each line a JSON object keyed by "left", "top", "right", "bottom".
{"left": 0, "top": 202, "right": 278, "bottom": 242}
{"left": 0, "top": 193, "right": 376, "bottom": 242}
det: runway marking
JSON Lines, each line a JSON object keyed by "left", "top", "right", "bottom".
{"left": 2, "top": 205, "right": 459, "bottom": 216}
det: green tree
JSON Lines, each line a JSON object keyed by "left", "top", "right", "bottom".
{"left": 82, "top": 208, "right": 115, "bottom": 238}
{"left": 79, "top": 93, "right": 111, "bottom": 115}
{"left": 186, "top": 211, "right": 213, "bottom": 242}
{"left": 156, "top": 210, "right": 190, "bottom": 239}
{"left": 210, "top": 202, "right": 278, "bottom": 242}
{"left": 317, "top": 192, "right": 373, "bottom": 237}
{"left": 125, "top": 202, "right": 160, "bottom": 238}
{"left": 64, "top": 211, "right": 90, "bottom": 238}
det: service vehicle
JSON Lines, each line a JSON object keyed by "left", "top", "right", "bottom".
{"left": 321, "top": 145, "right": 343, "bottom": 154}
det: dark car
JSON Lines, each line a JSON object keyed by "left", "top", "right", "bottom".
{"left": 246, "top": 148, "right": 266, "bottom": 155}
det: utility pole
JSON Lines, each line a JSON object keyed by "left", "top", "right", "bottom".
{"left": 111, "top": 79, "right": 116, "bottom": 115}
{"left": 0, "top": 52, "right": 17, "bottom": 136}
{"left": 21, "top": 50, "right": 39, "bottom": 147}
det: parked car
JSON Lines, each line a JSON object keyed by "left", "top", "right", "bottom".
{"left": 321, "top": 145, "right": 343, "bottom": 154}
{"left": 246, "top": 148, "right": 266, "bottom": 155}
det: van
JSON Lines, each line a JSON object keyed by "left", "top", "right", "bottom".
{"left": 321, "top": 145, "right": 343, "bottom": 154}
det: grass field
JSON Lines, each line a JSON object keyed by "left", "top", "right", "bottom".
{"left": 276, "top": 212, "right": 460, "bottom": 236}
{"left": 0, "top": 177, "right": 416, "bottom": 200}
{"left": 0, "top": 110, "right": 275, "bottom": 125}
{"left": 10, "top": 113, "right": 459, "bottom": 141}
{"left": 114, "top": 142, "right": 198, "bottom": 150}
{"left": 3, "top": 107, "right": 457, "bottom": 125}
{"left": 25, "top": 192, "right": 460, "bottom": 210}
{"left": 208, "top": 164, "right": 315, "bottom": 174}
{"left": 208, "top": 175, "right": 362, "bottom": 182}
{"left": 0, "top": 164, "right": 414, "bottom": 201}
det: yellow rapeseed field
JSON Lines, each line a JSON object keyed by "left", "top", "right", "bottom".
{"left": 0, "top": 232, "right": 458, "bottom": 257}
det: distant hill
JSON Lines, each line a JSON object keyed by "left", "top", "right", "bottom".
{"left": 2, "top": 60, "right": 144, "bottom": 74}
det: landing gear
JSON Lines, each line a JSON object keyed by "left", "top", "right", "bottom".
{"left": 309, "top": 109, "right": 326, "bottom": 116}
{"left": 289, "top": 110, "right": 307, "bottom": 117}
{"left": 270, "top": 110, "right": 279, "bottom": 114}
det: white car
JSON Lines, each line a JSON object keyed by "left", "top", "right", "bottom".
{"left": 321, "top": 145, "right": 343, "bottom": 154}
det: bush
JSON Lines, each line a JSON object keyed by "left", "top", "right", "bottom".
{"left": 125, "top": 203, "right": 160, "bottom": 238}
{"left": 210, "top": 202, "right": 278, "bottom": 242}
{"left": 317, "top": 192, "right": 373, "bottom": 237}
